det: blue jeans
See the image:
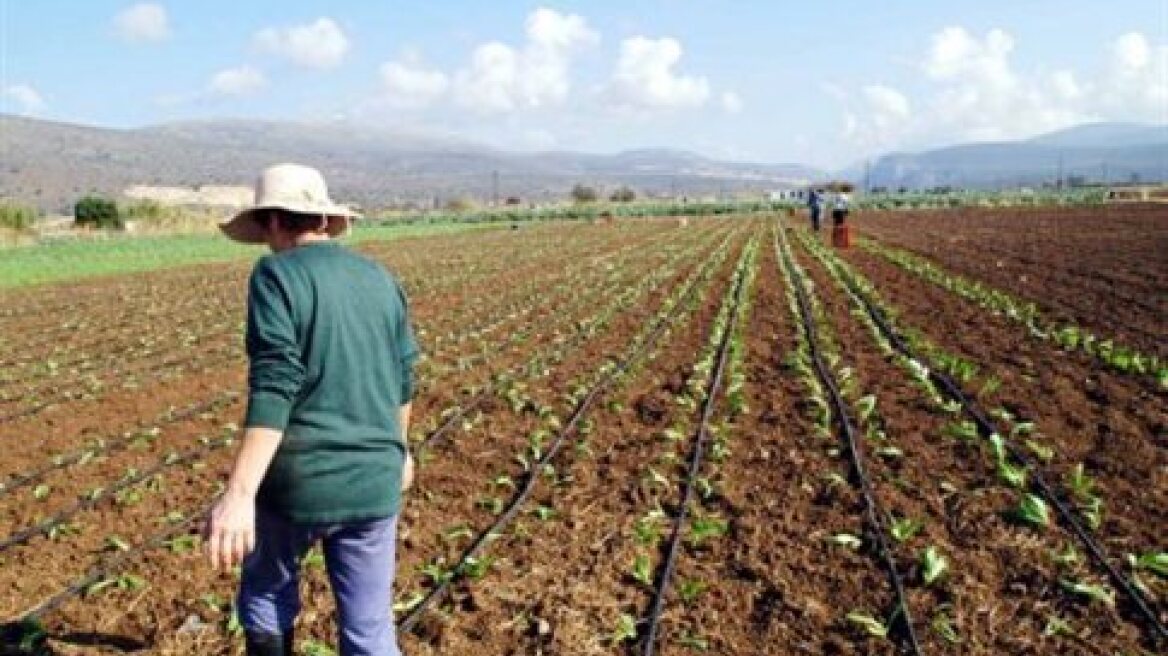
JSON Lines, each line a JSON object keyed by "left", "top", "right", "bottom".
{"left": 238, "top": 507, "right": 401, "bottom": 656}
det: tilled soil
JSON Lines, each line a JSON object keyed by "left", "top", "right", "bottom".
{"left": 795, "top": 230, "right": 1150, "bottom": 654}
{"left": 0, "top": 213, "right": 1163, "bottom": 655}
{"left": 852, "top": 204, "right": 1168, "bottom": 358}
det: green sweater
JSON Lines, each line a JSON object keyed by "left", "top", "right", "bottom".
{"left": 243, "top": 241, "right": 419, "bottom": 524}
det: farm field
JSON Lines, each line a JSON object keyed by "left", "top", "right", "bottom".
{"left": 0, "top": 212, "right": 1164, "bottom": 655}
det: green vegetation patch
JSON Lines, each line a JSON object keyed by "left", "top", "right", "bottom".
{"left": 0, "top": 222, "right": 490, "bottom": 289}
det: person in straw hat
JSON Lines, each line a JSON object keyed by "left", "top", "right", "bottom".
{"left": 206, "top": 163, "right": 419, "bottom": 656}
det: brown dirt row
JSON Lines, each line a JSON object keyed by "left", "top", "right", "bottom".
{"left": 852, "top": 205, "right": 1168, "bottom": 359}
{"left": 662, "top": 228, "right": 895, "bottom": 656}
{"left": 388, "top": 222, "right": 752, "bottom": 656}
{"left": 0, "top": 225, "right": 727, "bottom": 536}
{"left": 32, "top": 221, "right": 738, "bottom": 654}
{"left": 0, "top": 223, "right": 670, "bottom": 382}
{"left": 0, "top": 223, "right": 634, "bottom": 359}
{"left": 0, "top": 224, "right": 701, "bottom": 436}
{"left": 839, "top": 247, "right": 1168, "bottom": 556}
{"left": 792, "top": 228, "right": 1150, "bottom": 654}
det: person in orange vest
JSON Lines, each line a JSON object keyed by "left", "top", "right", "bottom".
{"left": 832, "top": 189, "right": 850, "bottom": 226}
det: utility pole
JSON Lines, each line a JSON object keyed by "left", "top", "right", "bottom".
{"left": 864, "top": 159, "right": 871, "bottom": 194}
{"left": 492, "top": 170, "right": 499, "bottom": 207}
{"left": 1057, "top": 153, "right": 1064, "bottom": 190}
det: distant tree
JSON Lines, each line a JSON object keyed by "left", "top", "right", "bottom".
{"left": 74, "top": 195, "right": 122, "bottom": 229}
{"left": 571, "top": 184, "right": 598, "bottom": 203}
{"left": 444, "top": 196, "right": 477, "bottom": 212}
{"left": 609, "top": 186, "right": 636, "bottom": 203}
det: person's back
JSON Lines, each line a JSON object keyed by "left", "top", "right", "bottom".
{"left": 207, "top": 163, "right": 418, "bottom": 656}
{"left": 247, "top": 242, "right": 417, "bottom": 524}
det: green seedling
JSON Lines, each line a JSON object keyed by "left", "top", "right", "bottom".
{"left": 678, "top": 579, "right": 706, "bottom": 604}
{"left": 303, "top": 548, "right": 325, "bottom": 571}
{"left": 419, "top": 561, "right": 454, "bottom": 585}
{"left": 996, "top": 459, "right": 1028, "bottom": 489}
{"left": 393, "top": 592, "right": 425, "bottom": 613}
{"left": 476, "top": 496, "right": 504, "bottom": 514}
{"left": 1013, "top": 494, "right": 1050, "bottom": 529}
{"left": 459, "top": 556, "right": 495, "bottom": 580}
{"left": 631, "top": 553, "right": 653, "bottom": 587}
{"left": 920, "top": 546, "right": 949, "bottom": 586}
{"left": 1025, "top": 440, "right": 1054, "bottom": 462}
{"left": 633, "top": 515, "right": 662, "bottom": 545}
{"left": 301, "top": 641, "right": 336, "bottom": 656}
{"left": 610, "top": 613, "right": 638, "bottom": 644}
{"left": 1043, "top": 615, "right": 1073, "bottom": 637}
{"left": 1127, "top": 552, "right": 1168, "bottom": 578}
{"left": 944, "top": 420, "right": 978, "bottom": 441}
{"left": 534, "top": 505, "right": 556, "bottom": 522}
{"left": 930, "top": 606, "right": 961, "bottom": 644}
{"left": 1051, "top": 544, "right": 1080, "bottom": 567}
{"left": 32, "top": 484, "right": 51, "bottom": 501}
{"left": 678, "top": 632, "right": 709, "bottom": 650}
{"left": 890, "top": 517, "right": 923, "bottom": 543}
{"left": 442, "top": 524, "right": 474, "bottom": 543}
{"left": 687, "top": 516, "right": 728, "bottom": 547}
{"left": 827, "top": 533, "right": 863, "bottom": 550}
{"left": 1060, "top": 578, "right": 1115, "bottom": 607}
{"left": 1066, "top": 464, "right": 1095, "bottom": 501}
{"left": 105, "top": 535, "right": 131, "bottom": 552}
{"left": 846, "top": 611, "right": 889, "bottom": 638}
{"left": 166, "top": 534, "right": 199, "bottom": 554}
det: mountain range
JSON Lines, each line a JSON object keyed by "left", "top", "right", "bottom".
{"left": 856, "top": 123, "right": 1168, "bottom": 190}
{"left": 0, "top": 114, "right": 821, "bottom": 213}
{"left": 1, "top": 114, "right": 1165, "bottom": 213}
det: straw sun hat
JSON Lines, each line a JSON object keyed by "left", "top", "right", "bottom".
{"left": 220, "top": 163, "right": 359, "bottom": 244}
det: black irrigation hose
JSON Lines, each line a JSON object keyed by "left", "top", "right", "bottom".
{"left": 776, "top": 227, "right": 925, "bottom": 656}
{"left": 397, "top": 236, "right": 732, "bottom": 635}
{"left": 0, "top": 391, "right": 240, "bottom": 499}
{"left": 414, "top": 229, "right": 736, "bottom": 456}
{"left": 817, "top": 237, "right": 1168, "bottom": 644}
{"left": 18, "top": 504, "right": 212, "bottom": 622}
{"left": 639, "top": 245, "right": 748, "bottom": 656}
{"left": 0, "top": 435, "right": 232, "bottom": 554}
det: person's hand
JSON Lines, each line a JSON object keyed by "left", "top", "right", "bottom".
{"left": 401, "top": 452, "right": 416, "bottom": 493}
{"left": 204, "top": 489, "right": 256, "bottom": 571}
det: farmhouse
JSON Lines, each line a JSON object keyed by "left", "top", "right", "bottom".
{"left": 1106, "top": 184, "right": 1168, "bottom": 203}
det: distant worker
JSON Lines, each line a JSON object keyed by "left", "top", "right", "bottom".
{"left": 206, "top": 163, "right": 419, "bottom": 656}
{"left": 807, "top": 188, "right": 823, "bottom": 231}
{"left": 832, "top": 189, "right": 851, "bottom": 226}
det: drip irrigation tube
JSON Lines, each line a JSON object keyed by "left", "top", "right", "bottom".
{"left": 397, "top": 236, "right": 734, "bottom": 635}
{"left": 639, "top": 241, "right": 750, "bottom": 656}
{"left": 775, "top": 226, "right": 924, "bottom": 656}
{"left": 811, "top": 232, "right": 1168, "bottom": 644}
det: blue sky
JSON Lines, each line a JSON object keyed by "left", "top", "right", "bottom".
{"left": 2, "top": 1, "right": 1166, "bottom": 168}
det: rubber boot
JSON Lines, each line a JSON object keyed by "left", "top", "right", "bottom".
{"left": 245, "top": 630, "right": 294, "bottom": 656}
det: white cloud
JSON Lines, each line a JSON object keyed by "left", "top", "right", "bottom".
{"left": 3, "top": 84, "right": 45, "bottom": 113}
{"left": 114, "top": 2, "right": 170, "bottom": 43}
{"left": 863, "top": 85, "right": 910, "bottom": 119}
{"left": 609, "top": 36, "right": 710, "bottom": 110}
{"left": 919, "top": 27, "right": 1087, "bottom": 142}
{"left": 380, "top": 57, "right": 449, "bottom": 109}
{"left": 1106, "top": 32, "right": 1168, "bottom": 119}
{"left": 1114, "top": 32, "right": 1150, "bottom": 71}
{"left": 1050, "top": 70, "right": 1083, "bottom": 101}
{"left": 255, "top": 18, "right": 350, "bottom": 70}
{"left": 721, "top": 91, "right": 743, "bottom": 114}
{"left": 452, "top": 7, "right": 598, "bottom": 112}
{"left": 208, "top": 66, "right": 267, "bottom": 96}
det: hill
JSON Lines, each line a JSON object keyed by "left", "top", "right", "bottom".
{"left": 0, "top": 115, "right": 822, "bottom": 212}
